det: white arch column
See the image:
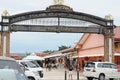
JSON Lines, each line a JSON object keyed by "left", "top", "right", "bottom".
{"left": 0, "top": 10, "right": 10, "bottom": 57}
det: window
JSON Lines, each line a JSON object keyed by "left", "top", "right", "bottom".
{"left": 85, "top": 62, "right": 95, "bottom": 68}
{"left": 110, "top": 64, "right": 117, "bottom": 69}
{"left": 102, "top": 63, "right": 111, "bottom": 68}
{"left": 101, "top": 63, "right": 117, "bottom": 69}
{"left": 97, "top": 63, "right": 103, "bottom": 68}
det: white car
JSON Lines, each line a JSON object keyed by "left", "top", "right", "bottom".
{"left": 17, "top": 60, "right": 43, "bottom": 80}
{"left": 0, "top": 56, "right": 28, "bottom": 80}
{"left": 83, "top": 61, "right": 120, "bottom": 80}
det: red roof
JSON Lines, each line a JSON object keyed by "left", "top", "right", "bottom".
{"left": 35, "top": 52, "right": 47, "bottom": 57}
{"left": 10, "top": 54, "right": 20, "bottom": 57}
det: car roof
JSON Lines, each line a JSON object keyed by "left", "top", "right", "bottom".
{"left": 0, "top": 56, "right": 15, "bottom": 61}
{"left": 16, "top": 59, "right": 33, "bottom": 62}
{"left": 86, "top": 61, "right": 114, "bottom": 64}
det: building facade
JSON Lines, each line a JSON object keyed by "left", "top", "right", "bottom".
{"left": 75, "top": 27, "right": 120, "bottom": 70}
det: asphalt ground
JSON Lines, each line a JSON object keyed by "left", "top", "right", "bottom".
{"left": 41, "top": 68, "right": 87, "bottom": 80}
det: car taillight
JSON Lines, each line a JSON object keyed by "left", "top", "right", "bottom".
{"left": 93, "top": 67, "right": 96, "bottom": 72}
{"left": 117, "top": 68, "right": 120, "bottom": 72}
{"left": 117, "top": 66, "right": 120, "bottom": 72}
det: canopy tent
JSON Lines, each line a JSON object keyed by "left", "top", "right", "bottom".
{"left": 43, "top": 53, "right": 63, "bottom": 59}
{"left": 23, "top": 53, "right": 44, "bottom": 60}
{"left": 43, "top": 52, "right": 72, "bottom": 59}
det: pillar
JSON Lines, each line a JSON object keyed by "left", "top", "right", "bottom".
{"left": 0, "top": 32, "right": 10, "bottom": 57}
{"left": 104, "top": 27, "right": 114, "bottom": 63}
{"left": 0, "top": 10, "right": 10, "bottom": 57}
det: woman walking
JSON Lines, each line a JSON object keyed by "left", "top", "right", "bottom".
{"left": 68, "top": 64, "right": 73, "bottom": 80}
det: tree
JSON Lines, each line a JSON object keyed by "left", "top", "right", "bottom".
{"left": 58, "top": 45, "right": 71, "bottom": 51}
{"left": 43, "top": 50, "right": 56, "bottom": 54}
{"left": 25, "top": 51, "right": 31, "bottom": 56}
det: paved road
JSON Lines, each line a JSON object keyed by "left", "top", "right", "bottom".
{"left": 41, "top": 68, "right": 87, "bottom": 80}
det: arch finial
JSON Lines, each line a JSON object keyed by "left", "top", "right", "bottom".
{"left": 54, "top": 0, "right": 64, "bottom": 5}
{"left": 105, "top": 14, "right": 113, "bottom": 20}
{"left": 2, "top": 10, "right": 9, "bottom": 16}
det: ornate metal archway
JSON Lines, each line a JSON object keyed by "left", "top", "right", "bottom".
{"left": 0, "top": 1, "right": 115, "bottom": 62}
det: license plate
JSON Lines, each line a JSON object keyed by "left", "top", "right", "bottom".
{"left": 86, "top": 69, "right": 90, "bottom": 71}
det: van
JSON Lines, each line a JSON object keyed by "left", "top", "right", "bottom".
{"left": 17, "top": 60, "right": 43, "bottom": 80}
{"left": 83, "top": 61, "right": 120, "bottom": 80}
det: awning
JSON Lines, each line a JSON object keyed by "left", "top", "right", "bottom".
{"left": 73, "top": 53, "right": 120, "bottom": 58}
{"left": 114, "top": 53, "right": 120, "bottom": 56}
{"left": 43, "top": 53, "right": 63, "bottom": 59}
{"left": 73, "top": 47, "right": 120, "bottom": 58}
{"left": 43, "top": 52, "right": 72, "bottom": 59}
{"left": 72, "top": 53, "right": 103, "bottom": 58}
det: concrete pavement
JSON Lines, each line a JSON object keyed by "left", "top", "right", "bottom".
{"left": 41, "top": 68, "right": 87, "bottom": 80}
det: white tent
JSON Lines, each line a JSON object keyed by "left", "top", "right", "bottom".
{"left": 43, "top": 53, "right": 63, "bottom": 59}
{"left": 23, "top": 53, "right": 44, "bottom": 60}
{"left": 43, "top": 52, "right": 72, "bottom": 59}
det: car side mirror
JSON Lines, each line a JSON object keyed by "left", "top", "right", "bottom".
{"left": 24, "top": 67, "right": 29, "bottom": 71}
{"left": 20, "top": 64, "right": 26, "bottom": 72}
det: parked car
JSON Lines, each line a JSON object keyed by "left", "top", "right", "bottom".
{"left": 83, "top": 61, "right": 120, "bottom": 80}
{"left": 0, "top": 56, "right": 28, "bottom": 80}
{"left": 0, "top": 69, "right": 21, "bottom": 80}
{"left": 17, "top": 60, "right": 43, "bottom": 80}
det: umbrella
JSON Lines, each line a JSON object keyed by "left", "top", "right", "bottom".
{"left": 23, "top": 53, "right": 44, "bottom": 60}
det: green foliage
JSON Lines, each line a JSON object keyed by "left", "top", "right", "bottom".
{"left": 25, "top": 51, "right": 31, "bottom": 56}
{"left": 42, "top": 45, "right": 71, "bottom": 54}
{"left": 58, "top": 45, "right": 71, "bottom": 51}
{"left": 43, "top": 50, "right": 56, "bottom": 54}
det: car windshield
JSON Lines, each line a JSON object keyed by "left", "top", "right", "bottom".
{"left": 84, "top": 62, "right": 95, "bottom": 68}
{"left": 0, "top": 69, "right": 17, "bottom": 80}
{"left": 21, "top": 61, "right": 39, "bottom": 68}
{"left": 0, "top": 60, "right": 27, "bottom": 80}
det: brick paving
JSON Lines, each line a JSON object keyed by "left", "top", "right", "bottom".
{"left": 41, "top": 68, "right": 87, "bottom": 80}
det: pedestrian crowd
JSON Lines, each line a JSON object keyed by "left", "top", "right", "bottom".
{"left": 44, "top": 57, "right": 80, "bottom": 80}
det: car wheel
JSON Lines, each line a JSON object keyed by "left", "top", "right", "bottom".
{"left": 99, "top": 74, "right": 105, "bottom": 80}
{"left": 28, "top": 77, "right": 35, "bottom": 80}
{"left": 87, "top": 77, "right": 93, "bottom": 80}
{"left": 40, "top": 73, "right": 43, "bottom": 78}
{"left": 109, "top": 78, "right": 114, "bottom": 80}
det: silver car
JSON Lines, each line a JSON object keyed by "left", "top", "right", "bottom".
{"left": 0, "top": 56, "right": 28, "bottom": 80}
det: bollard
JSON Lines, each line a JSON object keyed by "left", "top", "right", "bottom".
{"left": 65, "top": 70, "right": 67, "bottom": 80}
{"left": 77, "top": 69, "right": 79, "bottom": 80}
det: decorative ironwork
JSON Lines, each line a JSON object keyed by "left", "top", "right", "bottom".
{"left": 9, "top": 11, "right": 108, "bottom": 27}
{"left": 12, "top": 18, "right": 96, "bottom": 27}
{"left": 10, "top": 24, "right": 104, "bottom": 34}
{"left": 0, "top": 3, "right": 115, "bottom": 62}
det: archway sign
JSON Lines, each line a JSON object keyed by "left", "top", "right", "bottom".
{"left": 0, "top": 0, "right": 115, "bottom": 62}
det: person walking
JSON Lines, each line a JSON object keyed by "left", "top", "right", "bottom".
{"left": 68, "top": 64, "right": 73, "bottom": 80}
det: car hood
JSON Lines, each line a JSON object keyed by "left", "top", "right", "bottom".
{"left": 28, "top": 67, "right": 43, "bottom": 71}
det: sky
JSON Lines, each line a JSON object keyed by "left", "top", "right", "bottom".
{"left": 0, "top": 0, "right": 120, "bottom": 53}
